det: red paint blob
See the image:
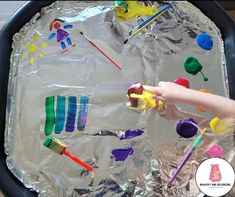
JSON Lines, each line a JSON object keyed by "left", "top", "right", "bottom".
{"left": 54, "top": 22, "right": 61, "bottom": 30}
{"left": 127, "top": 84, "right": 144, "bottom": 96}
{"left": 127, "top": 83, "right": 144, "bottom": 107}
{"left": 174, "top": 77, "right": 190, "bottom": 88}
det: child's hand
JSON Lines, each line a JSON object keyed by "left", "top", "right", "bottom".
{"left": 144, "top": 82, "right": 189, "bottom": 104}
{"left": 145, "top": 81, "right": 235, "bottom": 118}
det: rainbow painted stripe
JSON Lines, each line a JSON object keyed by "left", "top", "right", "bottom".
{"left": 66, "top": 96, "right": 77, "bottom": 132}
{"left": 54, "top": 96, "right": 66, "bottom": 134}
{"left": 77, "top": 96, "right": 89, "bottom": 131}
{"left": 44, "top": 96, "right": 55, "bottom": 136}
{"left": 43, "top": 95, "right": 89, "bottom": 136}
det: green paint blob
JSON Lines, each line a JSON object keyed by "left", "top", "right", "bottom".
{"left": 184, "top": 56, "right": 208, "bottom": 81}
{"left": 115, "top": 0, "right": 128, "bottom": 12}
{"left": 43, "top": 137, "right": 52, "bottom": 147}
{"left": 184, "top": 56, "right": 202, "bottom": 75}
{"left": 44, "top": 96, "right": 55, "bottom": 136}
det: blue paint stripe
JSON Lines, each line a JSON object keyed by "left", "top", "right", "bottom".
{"left": 54, "top": 96, "right": 66, "bottom": 134}
{"left": 64, "top": 24, "right": 73, "bottom": 29}
{"left": 48, "top": 32, "right": 56, "bottom": 40}
{"left": 66, "top": 96, "right": 77, "bottom": 132}
{"left": 77, "top": 96, "right": 89, "bottom": 131}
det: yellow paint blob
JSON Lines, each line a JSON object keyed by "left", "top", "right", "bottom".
{"left": 115, "top": 1, "right": 157, "bottom": 20}
{"left": 30, "top": 57, "right": 35, "bottom": 64}
{"left": 27, "top": 45, "right": 38, "bottom": 53}
{"left": 210, "top": 117, "right": 229, "bottom": 134}
{"left": 39, "top": 53, "right": 44, "bottom": 58}
{"left": 40, "top": 42, "right": 48, "bottom": 48}
{"left": 33, "top": 34, "right": 39, "bottom": 42}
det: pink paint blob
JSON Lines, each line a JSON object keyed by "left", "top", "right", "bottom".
{"left": 206, "top": 144, "right": 224, "bottom": 158}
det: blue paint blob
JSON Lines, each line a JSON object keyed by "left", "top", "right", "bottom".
{"left": 111, "top": 147, "right": 134, "bottom": 161}
{"left": 48, "top": 32, "right": 56, "bottom": 40}
{"left": 64, "top": 24, "right": 73, "bottom": 29}
{"left": 176, "top": 118, "right": 198, "bottom": 138}
{"left": 119, "top": 129, "right": 144, "bottom": 140}
{"left": 196, "top": 33, "right": 213, "bottom": 50}
{"left": 61, "top": 41, "right": 66, "bottom": 49}
{"left": 67, "top": 37, "right": 72, "bottom": 46}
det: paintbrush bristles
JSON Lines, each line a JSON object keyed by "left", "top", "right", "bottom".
{"left": 43, "top": 137, "right": 67, "bottom": 154}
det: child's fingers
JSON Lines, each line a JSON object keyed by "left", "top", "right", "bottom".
{"left": 158, "top": 81, "right": 170, "bottom": 87}
{"left": 144, "top": 86, "right": 162, "bottom": 94}
{"left": 152, "top": 95, "right": 165, "bottom": 101}
{"left": 150, "top": 107, "right": 159, "bottom": 113}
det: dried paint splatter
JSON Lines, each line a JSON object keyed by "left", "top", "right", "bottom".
{"left": 22, "top": 33, "right": 48, "bottom": 64}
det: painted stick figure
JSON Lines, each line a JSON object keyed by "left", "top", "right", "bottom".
{"left": 48, "top": 18, "right": 75, "bottom": 52}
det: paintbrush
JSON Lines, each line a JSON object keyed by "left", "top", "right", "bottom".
{"left": 124, "top": 2, "right": 174, "bottom": 44}
{"left": 167, "top": 129, "right": 206, "bottom": 186}
{"left": 43, "top": 137, "right": 94, "bottom": 172}
{"left": 79, "top": 31, "right": 122, "bottom": 70}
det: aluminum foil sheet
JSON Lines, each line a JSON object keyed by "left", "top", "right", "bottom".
{"left": 4, "top": 1, "right": 234, "bottom": 196}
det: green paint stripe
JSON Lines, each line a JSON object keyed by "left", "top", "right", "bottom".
{"left": 44, "top": 96, "right": 55, "bottom": 136}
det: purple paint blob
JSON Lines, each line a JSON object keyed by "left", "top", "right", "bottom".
{"left": 176, "top": 118, "right": 198, "bottom": 138}
{"left": 111, "top": 147, "right": 134, "bottom": 161}
{"left": 57, "top": 29, "right": 69, "bottom": 42}
{"left": 119, "top": 129, "right": 144, "bottom": 140}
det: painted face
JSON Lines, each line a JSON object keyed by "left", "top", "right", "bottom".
{"left": 54, "top": 22, "right": 61, "bottom": 30}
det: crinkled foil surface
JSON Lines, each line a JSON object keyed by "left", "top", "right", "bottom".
{"left": 4, "top": 1, "right": 234, "bottom": 196}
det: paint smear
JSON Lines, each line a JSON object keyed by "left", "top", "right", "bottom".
{"left": 119, "top": 129, "right": 144, "bottom": 140}
{"left": 111, "top": 147, "right": 134, "bottom": 161}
